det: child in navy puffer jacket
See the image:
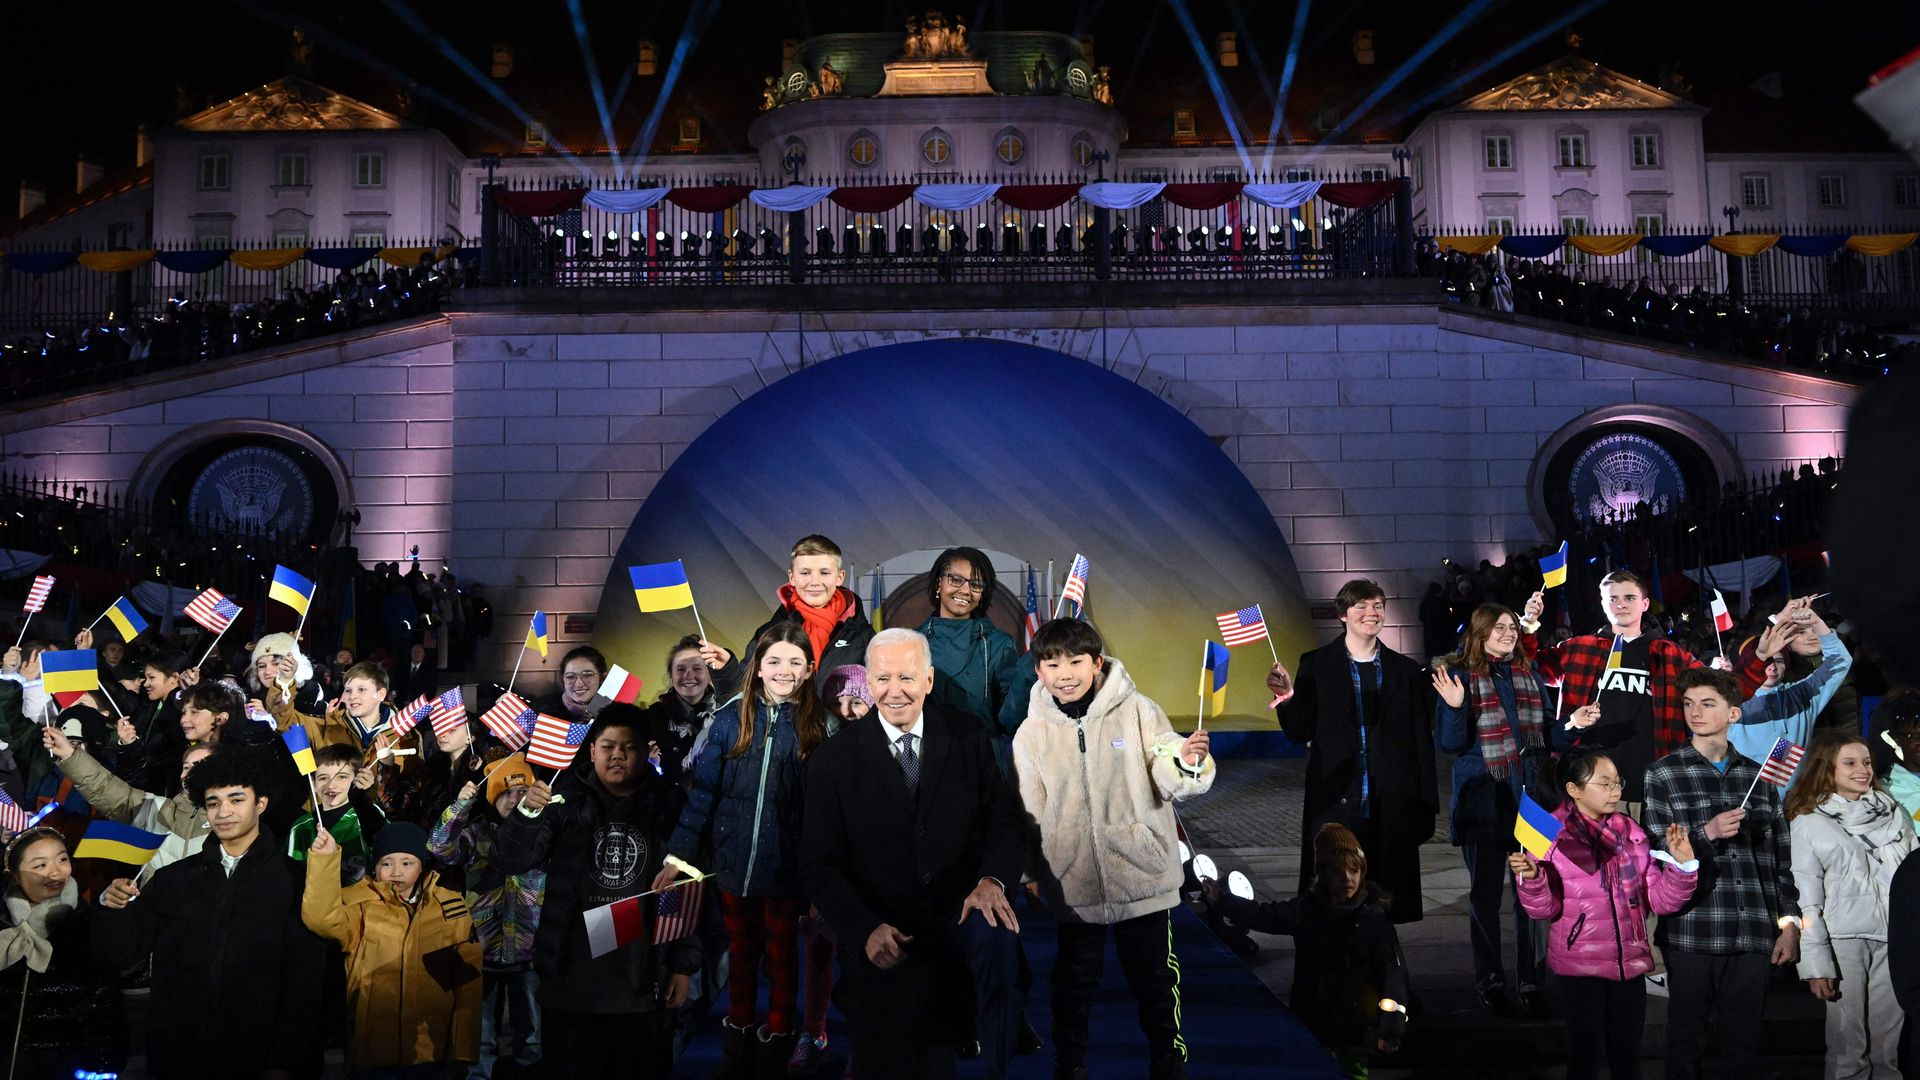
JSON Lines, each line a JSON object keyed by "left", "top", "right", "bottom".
{"left": 1514, "top": 751, "right": 1699, "bottom": 1080}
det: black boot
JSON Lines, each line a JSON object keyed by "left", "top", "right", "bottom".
{"left": 1148, "top": 1054, "right": 1189, "bottom": 1080}
{"left": 756, "top": 1028, "right": 800, "bottom": 1080}
{"left": 710, "top": 1021, "right": 755, "bottom": 1080}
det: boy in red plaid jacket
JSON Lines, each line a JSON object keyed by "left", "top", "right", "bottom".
{"left": 1521, "top": 570, "right": 1771, "bottom": 807}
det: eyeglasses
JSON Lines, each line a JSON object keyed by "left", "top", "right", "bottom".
{"left": 940, "top": 572, "right": 985, "bottom": 592}
{"left": 562, "top": 671, "right": 601, "bottom": 684}
{"left": 1583, "top": 778, "right": 1625, "bottom": 792}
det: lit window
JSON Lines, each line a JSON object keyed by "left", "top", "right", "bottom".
{"left": 1486, "top": 217, "right": 1516, "bottom": 235}
{"left": 922, "top": 131, "right": 951, "bottom": 166}
{"left": 1741, "top": 173, "right": 1771, "bottom": 208}
{"left": 1817, "top": 174, "right": 1846, "bottom": 208}
{"left": 1356, "top": 165, "right": 1389, "bottom": 182}
{"left": 1072, "top": 136, "right": 1095, "bottom": 168}
{"left": 1557, "top": 134, "right": 1588, "bottom": 168}
{"left": 996, "top": 129, "right": 1025, "bottom": 165}
{"left": 678, "top": 116, "right": 702, "bottom": 145}
{"left": 849, "top": 135, "right": 877, "bottom": 167}
{"left": 1173, "top": 109, "right": 1197, "bottom": 138}
{"left": 198, "top": 154, "right": 230, "bottom": 191}
{"left": 1283, "top": 167, "right": 1313, "bottom": 183}
{"left": 277, "top": 153, "right": 308, "bottom": 187}
{"left": 1484, "top": 135, "right": 1511, "bottom": 169}
{"left": 1631, "top": 132, "right": 1661, "bottom": 168}
{"left": 354, "top": 153, "right": 385, "bottom": 188}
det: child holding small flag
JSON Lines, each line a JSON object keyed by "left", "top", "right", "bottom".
{"left": 1512, "top": 751, "right": 1699, "bottom": 1080}
{"left": 492, "top": 704, "right": 697, "bottom": 1078}
{"left": 642, "top": 634, "right": 743, "bottom": 789}
{"left": 246, "top": 633, "right": 331, "bottom": 733}
{"left": 1642, "top": 668, "right": 1802, "bottom": 1080}
{"left": 288, "top": 743, "right": 389, "bottom": 884}
{"left": 428, "top": 751, "right": 548, "bottom": 1078}
{"left": 303, "top": 820, "right": 483, "bottom": 1074}
{"left": 1202, "top": 823, "right": 1406, "bottom": 1080}
{"left": 0, "top": 826, "right": 128, "bottom": 1078}
{"left": 1784, "top": 733, "right": 1916, "bottom": 1079}
{"left": 1014, "top": 618, "right": 1213, "bottom": 1080}
{"left": 656, "top": 623, "right": 826, "bottom": 1077}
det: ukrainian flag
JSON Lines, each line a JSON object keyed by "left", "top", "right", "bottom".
{"left": 1605, "top": 633, "right": 1625, "bottom": 670}
{"left": 1539, "top": 541, "right": 1569, "bottom": 590}
{"left": 1198, "top": 641, "right": 1230, "bottom": 718}
{"left": 283, "top": 725, "right": 316, "bottom": 775}
{"left": 526, "top": 611, "right": 549, "bottom": 658}
{"left": 104, "top": 596, "right": 148, "bottom": 642}
{"left": 75, "top": 820, "right": 167, "bottom": 865}
{"left": 1514, "top": 792, "right": 1564, "bottom": 859}
{"left": 41, "top": 649, "right": 99, "bottom": 707}
{"left": 630, "top": 561, "right": 695, "bottom": 612}
{"left": 269, "top": 565, "right": 316, "bottom": 616}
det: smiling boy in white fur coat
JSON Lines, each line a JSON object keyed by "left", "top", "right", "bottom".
{"left": 1012, "top": 617, "right": 1215, "bottom": 1080}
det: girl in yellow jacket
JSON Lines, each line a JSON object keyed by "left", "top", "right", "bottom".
{"left": 304, "top": 820, "right": 483, "bottom": 1075}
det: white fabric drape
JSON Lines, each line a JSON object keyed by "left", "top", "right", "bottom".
{"left": 582, "top": 188, "right": 672, "bottom": 213}
{"left": 1241, "top": 181, "right": 1324, "bottom": 210}
{"left": 912, "top": 183, "right": 1002, "bottom": 212}
{"left": 746, "top": 186, "right": 836, "bottom": 212}
{"left": 1078, "top": 182, "right": 1168, "bottom": 210}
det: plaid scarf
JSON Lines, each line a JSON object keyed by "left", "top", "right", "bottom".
{"left": 1558, "top": 807, "right": 1642, "bottom": 899}
{"left": 1468, "top": 662, "right": 1546, "bottom": 780}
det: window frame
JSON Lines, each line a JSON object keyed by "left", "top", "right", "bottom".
{"left": 1172, "top": 108, "right": 1197, "bottom": 138}
{"left": 995, "top": 128, "right": 1026, "bottom": 166}
{"left": 1816, "top": 173, "right": 1846, "bottom": 209}
{"left": 275, "top": 152, "right": 309, "bottom": 188}
{"left": 1484, "top": 134, "right": 1512, "bottom": 170}
{"left": 197, "top": 153, "right": 231, "bottom": 192}
{"left": 1740, "top": 173, "right": 1772, "bottom": 209}
{"left": 848, "top": 133, "right": 878, "bottom": 168}
{"left": 921, "top": 130, "right": 952, "bottom": 167}
{"left": 1486, "top": 216, "right": 1516, "bottom": 236}
{"left": 1630, "top": 132, "right": 1661, "bottom": 169}
{"left": 353, "top": 152, "right": 385, "bottom": 189}
{"left": 1895, "top": 175, "right": 1920, "bottom": 208}
{"left": 1556, "top": 134, "right": 1589, "bottom": 169}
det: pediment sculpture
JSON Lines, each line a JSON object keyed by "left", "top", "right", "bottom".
{"left": 903, "top": 13, "right": 972, "bottom": 60}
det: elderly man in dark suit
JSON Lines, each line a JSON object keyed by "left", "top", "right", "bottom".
{"left": 800, "top": 627, "right": 1025, "bottom": 1079}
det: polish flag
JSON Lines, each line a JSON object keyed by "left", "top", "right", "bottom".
{"left": 599, "top": 664, "right": 644, "bottom": 706}
{"left": 1711, "top": 589, "right": 1734, "bottom": 633}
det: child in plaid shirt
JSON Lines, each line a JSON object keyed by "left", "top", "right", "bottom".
{"left": 1642, "top": 668, "right": 1801, "bottom": 1080}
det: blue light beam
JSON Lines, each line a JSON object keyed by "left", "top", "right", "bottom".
{"left": 568, "top": 0, "right": 623, "bottom": 177}
{"left": 1311, "top": 0, "right": 1499, "bottom": 157}
{"left": 1166, "top": 0, "right": 1256, "bottom": 176}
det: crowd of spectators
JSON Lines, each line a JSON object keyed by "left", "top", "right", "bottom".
{"left": 0, "top": 259, "right": 463, "bottom": 403}
{"left": 1424, "top": 245, "right": 1920, "bottom": 379}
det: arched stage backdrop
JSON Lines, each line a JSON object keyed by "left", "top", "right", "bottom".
{"left": 594, "top": 339, "right": 1311, "bottom": 723}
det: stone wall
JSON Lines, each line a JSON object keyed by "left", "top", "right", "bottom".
{"left": 0, "top": 299, "right": 1856, "bottom": 680}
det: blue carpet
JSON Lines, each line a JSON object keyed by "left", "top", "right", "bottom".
{"left": 671, "top": 901, "right": 1342, "bottom": 1079}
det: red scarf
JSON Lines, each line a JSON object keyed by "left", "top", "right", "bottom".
{"left": 778, "top": 584, "right": 853, "bottom": 663}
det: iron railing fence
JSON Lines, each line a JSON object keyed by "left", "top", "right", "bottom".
{"left": 482, "top": 169, "right": 1408, "bottom": 288}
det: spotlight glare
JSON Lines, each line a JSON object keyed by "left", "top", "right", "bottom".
{"left": 1192, "top": 853, "right": 1218, "bottom": 882}
{"left": 1228, "top": 870, "right": 1254, "bottom": 900}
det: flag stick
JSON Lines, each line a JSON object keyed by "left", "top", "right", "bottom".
{"left": 686, "top": 593, "right": 710, "bottom": 647}
{"left": 1263, "top": 619, "right": 1281, "bottom": 667}
{"left": 11, "top": 614, "right": 30, "bottom": 651}
{"left": 83, "top": 608, "right": 106, "bottom": 634}
{"left": 1046, "top": 560, "right": 1054, "bottom": 623}
{"left": 1740, "top": 768, "right": 1766, "bottom": 810}
{"left": 196, "top": 619, "right": 233, "bottom": 669}
{"left": 100, "top": 688, "right": 125, "bottom": 721}
{"left": 1197, "top": 640, "right": 1209, "bottom": 732}
{"left": 307, "top": 773, "right": 322, "bottom": 815}
{"left": 507, "top": 645, "right": 527, "bottom": 694}
{"left": 294, "top": 599, "right": 311, "bottom": 642}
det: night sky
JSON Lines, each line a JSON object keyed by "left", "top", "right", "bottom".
{"left": 3, "top": 0, "right": 1913, "bottom": 225}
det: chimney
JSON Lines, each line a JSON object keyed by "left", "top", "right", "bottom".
{"left": 636, "top": 40, "right": 658, "bottom": 76}
{"left": 136, "top": 125, "right": 153, "bottom": 168}
{"left": 1216, "top": 32, "right": 1239, "bottom": 68}
{"left": 490, "top": 43, "right": 514, "bottom": 79}
{"left": 76, "top": 154, "right": 105, "bottom": 194}
{"left": 1353, "top": 30, "right": 1376, "bottom": 65}
{"left": 19, "top": 180, "right": 46, "bottom": 220}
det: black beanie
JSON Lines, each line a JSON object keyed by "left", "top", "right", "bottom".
{"left": 370, "top": 822, "right": 429, "bottom": 865}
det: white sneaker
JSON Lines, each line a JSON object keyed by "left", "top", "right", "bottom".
{"left": 1644, "top": 972, "right": 1670, "bottom": 998}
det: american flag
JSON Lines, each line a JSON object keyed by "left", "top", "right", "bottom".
{"left": 1756, "top": 737, "right": 1806, "bottom": 788}
{"left": 653, "top": 879, "right": 707, "bottom": 944}
{"left": 1059, "top": 554, "right": 1089, "bottom": 615}
{"left": 0, "top": 788, "right": 26, "bottom": 834}
{"left": 21, "top": 575, "right": 54, "bottom": 615}
{"left": 389, "top": 694, "right": 434, "bottom": 738}
{"left": 526, "top": 712, "right": 591, "bottom": 770}
{"left": 428, "top": 687, "right": 467, "bottom": 738}
{"left": 1214, "top": 604, "right": 1269, "bottom": 647}
{"left": 184, "top": 588, "right": 241, "bottom": 634}
{"left": 479, "top": 691, "right": 535, "bottom": 751}
{"left": 1024, "top": 565, "right": 1040, "bottom": 649}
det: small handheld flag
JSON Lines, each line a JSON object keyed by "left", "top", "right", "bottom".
{"left": 582, "top": 877, "right": 708, "bottom": 958}
{"left": 103, "top": 596, "right": 149, "bottom": 643}
{"left": 599, "top": 664, "right": 645, "bottom": 706}
{"left": 41, "top": 649, "right": 100, "bottom": 709}
{"left": 22, "top": 575, "right": 54, "bottom": 615}
{"left": 269, "top": 565, "right": 318, "bottom": 617}
{"left": 185, "top": 588, "right": 242, "bottom": 635}
{"left": 480, "top": 691, "right": 536, "bottom": 751}
{"left": 1604, "top": 634, "right": 1625, "bottom": 670}
{"left": 1711, "top": 589, "right": 1734, "bottom": 633}
{"left": 653, "top": 878, "right": 706, "bottom": 944}
{"left": 1199, "top": 641, "right": 1230, "bottom": 720}
{"left": 390, "top": 694, "right": 434, "bottom": 739}
{"left": 1539, "top": 542, "right": 1569, "bottom": 590}
{"left": 428, "top": 687, "right": 468, "bottom": 738}
{"left": 283, "top": 725, "right": 317, "bottom": 775}
{"left": 1514, "top": 792, "right": 1564, "bottom": 859}
{"left": 1214, "top": 605, "right": 1269, "bottom": 648}
{"left": 871, "top": 567, "right": 884, "bottom": 632}
{"left": 527, "top": 712, "right": 592, "bottom": 771}
{"left": 74, "top": 820, "right": 167, "bottom": 865}
{"left": 630, "top": 561, "right": 696, "bottom": 612}
{"left": 1055, "top": 554, "right": 1089, "bottom": 619}
{"left": 525, "top": 611, "right": 549, "bottom": 659}
{"left": 1756, "top": 738, "right": 1805, "bottom": 789}
{"left": 0, "top": 789, "right": 27, "bottom": 834}
{"left": 1024, "top": 566, "right": 1040, "bottom": 650}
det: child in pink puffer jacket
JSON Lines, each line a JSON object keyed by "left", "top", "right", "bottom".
{"left": 1513, "top": 751, "right": 1699, "bottom": 1080}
